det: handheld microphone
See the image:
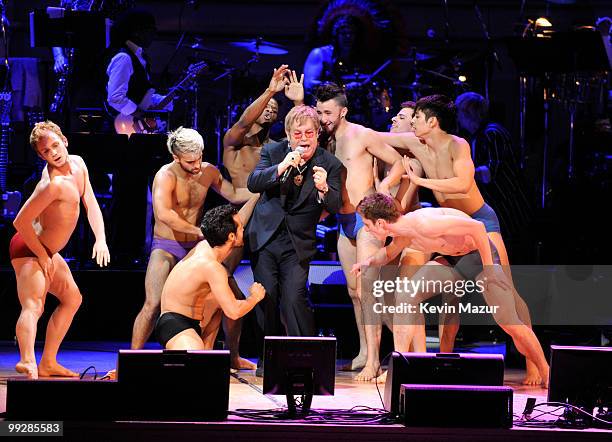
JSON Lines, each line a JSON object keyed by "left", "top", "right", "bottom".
{"left": 280, "top": 146, "right": 305, "bottom": 183}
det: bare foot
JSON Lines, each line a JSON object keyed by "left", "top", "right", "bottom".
{"left": 231, "top": 356, "right": 256, "bottom": 370}
{"left": 16, "top": 361, "right": 38, "bottom": 380}
{"left": 522, "top": 369, "right": 543, "bottom": 386}
{"left": 340, "top": 353, "right": 367, "bottom": 371}
{"left": 354, "top": 364, "right": 381, "bottom": 382}
{"left": 371, "top": 369, "right": 387, "bottom": 384}
{"left": 38, "top": 361, "right": 78, "bottom": 378}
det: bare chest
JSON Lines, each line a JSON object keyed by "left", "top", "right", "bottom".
{"left": 174, "top": 179, "right": 209, "bottom": 209}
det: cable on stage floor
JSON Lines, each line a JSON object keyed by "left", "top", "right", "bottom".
{"left": 513, "top": 402, "right": 612, "bottom": 429}
{"left": 228, "top": 405, "right": 397, "bottom": 425}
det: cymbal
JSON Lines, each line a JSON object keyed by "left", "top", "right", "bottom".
{"left": 189, "top": 43, "right": 226, "bottom": 55}
{"left": 230, "top": 39, "right": 288, "bottom": 55}
{"left": 395, "top": 52, "right": 435, "bottom": 63}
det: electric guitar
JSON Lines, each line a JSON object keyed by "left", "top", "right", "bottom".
{"left": 111, "top": 61, "right": 208, "bottom": 136}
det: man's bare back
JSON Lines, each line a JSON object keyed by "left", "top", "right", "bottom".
{"left": 391, "top": 208, "right": 479, "bottom": 257}
{"left": 161, "top": 242, "right": 219, "bottom": 320}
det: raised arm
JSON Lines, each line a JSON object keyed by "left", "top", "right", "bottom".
{"left": 77, "top": 156, "right": 110, "bottom": 267}
{"left": 223, "top": 64, "right": 289, "bottom": 150}
{"left": 207, "top": 264, "right": 265, "bottom": 320}
{"left": 364, "top": 129, "right": 404, "bottom": 194}
{"left": 209, "top": 166, "right": 254, "bottom": 204}
{"left": 153, "top": 170, "right": 203, "bottom": 237}
{"left": 408, "top": 141, "right": 474, "bottom": 194}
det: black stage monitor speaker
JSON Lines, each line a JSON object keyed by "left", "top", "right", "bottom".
{"left": 116, "top": 349, "right": 230, "bottom": 421}
{"left": 384, "top": 352, "right": 505, "bottom": 414}
{"left": 6, "top": 378, "right": 119, "bottom": 420}
{"left": 548, "top": 345, "right": 612, "bottom": 410}
{"left": 400, "top": 384, "right": 513, "bottom": 428}
{"left": 7, "top": 350, "right": 231, "bottom": 421}
{"left": 263, "top": 337, "right": 336, "bottom": 415}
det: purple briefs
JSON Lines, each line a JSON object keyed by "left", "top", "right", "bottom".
{"left": 151, "top": 237, "right": 200, "bottom": 261}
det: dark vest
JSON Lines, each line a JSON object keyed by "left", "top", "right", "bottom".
{"left": 115, "top": 47, "right": 152, "bottom": 106}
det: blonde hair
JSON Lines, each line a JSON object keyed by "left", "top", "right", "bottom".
{"left": 284, "top": 105, "right": 320, "bottom": 133}
{"left": 167, "top": 127, "right": 204, "bottom": 156}
{"left": 29, "top": 121, "right": 66, "bottom": 151}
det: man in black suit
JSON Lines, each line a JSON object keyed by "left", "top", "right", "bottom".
{"left": 247, "top": 105, "right": 342, "bottom": 349}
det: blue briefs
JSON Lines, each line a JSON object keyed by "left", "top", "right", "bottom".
{"left": 338, "top": 212, "right": 365, "bottom": 241}
{"left": 471, "top": 203, "right": 501, "bottom": 233}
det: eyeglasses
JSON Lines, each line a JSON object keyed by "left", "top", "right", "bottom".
{"left": 292, "top": 130, "right": 317, "bottom": 140}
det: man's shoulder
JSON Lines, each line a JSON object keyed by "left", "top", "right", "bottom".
{"left": 450, "top": 135, "right": 471, "bottom": 151}
{"left": 108, "top": 51, "right": 132, "bottom": 67}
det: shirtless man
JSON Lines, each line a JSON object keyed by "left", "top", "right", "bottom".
{"left": 352, "top": 193, "right": 550, "bottom": 386}
{"left": 221, "top": 65, "right": 304, "bottom": 369}
{"left": 11, "top": 121, "right": 110, "bottom": 379}
{"left": 377, "top": 95, "right": 542, "bottom": 384}
{"left": 155, "top": 205, "right": 265, "bottom": 350}
{"left": 314, "top": 82, "right": 404, "bottom": 380}
{"left": 223, "top": 65, "right": 304, "bottom": 188}
{"left": 131, "top": 127, "right": 255, "bottom": 369}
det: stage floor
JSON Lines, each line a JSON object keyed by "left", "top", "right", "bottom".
{"left": 1, "top": 341, "right": 610, "bottom": 441}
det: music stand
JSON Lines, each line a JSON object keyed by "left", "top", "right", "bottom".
{"left": 29, "top": 7, "right": 110, "bottom": 50}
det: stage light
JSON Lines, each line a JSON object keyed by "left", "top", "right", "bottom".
{"left": 458, "top": 75, "right": 467, "bottom": 83}
{"left": 535, "top": 17, "right": 553, "bottom": 28}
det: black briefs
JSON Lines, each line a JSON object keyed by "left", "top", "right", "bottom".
{"left": 155, "top": 312, "right": 202, "bottom": 348}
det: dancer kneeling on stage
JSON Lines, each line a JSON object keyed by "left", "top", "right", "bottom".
{"left": 155, "top": 205, "right": 265, "bottom": 350}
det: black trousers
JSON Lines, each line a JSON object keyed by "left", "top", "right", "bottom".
{"left": 251, "top": 225, "right": 316, "bottom": 348}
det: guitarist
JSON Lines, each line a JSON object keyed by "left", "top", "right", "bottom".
{"left": 51, "top": 1, "right": 134, "bottom": 128}
{"left": 105, "top": 9, "right": 171, "bottom": 133}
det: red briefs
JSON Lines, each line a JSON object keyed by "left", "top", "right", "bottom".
{"left": 9, "top": 232, "right": 51, "bottom": 260}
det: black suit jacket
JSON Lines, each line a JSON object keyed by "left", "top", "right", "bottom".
{"left": 246, "top": 140, "right": 342, "bottom": 262}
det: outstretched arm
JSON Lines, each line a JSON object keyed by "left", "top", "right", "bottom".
{"left": 223, "top": 64, "right": 289, "bottom": 150}
{"left": 77, "top": 157, "right": 110, "bottom": 266}
{"left": 351, "top": 236, "right": 410, "bottom": 276}
{"left": 407, "top": 142, "right": 474, "bottom": 194}
{"left": 208, "top": 265, "right": 265, "bottom": 320}
{"left": 376, "top": 131, "right": 425, "bottom": 155}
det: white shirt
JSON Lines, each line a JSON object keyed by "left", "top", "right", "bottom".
{"left": 106, "top": 40, "right": 166, "bottom": 115}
